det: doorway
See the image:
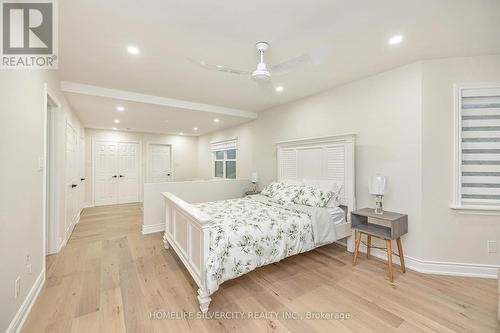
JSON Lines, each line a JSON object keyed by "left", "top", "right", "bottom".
{"left": 147, "top": 143, "right": 172, "bottom": 182}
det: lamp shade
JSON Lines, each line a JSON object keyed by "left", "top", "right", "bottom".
{"left": 251, "top": 172, "right": 259, "bottom": 183}
{"left": 369, "top": 175, "right": 387, "bottom": 195}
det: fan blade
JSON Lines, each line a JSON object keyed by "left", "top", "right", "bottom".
{"left": 187, "top": 58, "right": 251, "bottom": 75}
{"left": 253, "top": 78, "right": 276, "bottom": 96}
{"left": 269, "top": 54, "right": 312, "bottom": 75}
{"left": 269, "top": 46, "right": 335, "bottom": 75}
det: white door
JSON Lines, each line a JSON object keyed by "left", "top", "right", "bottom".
{"left": 78, "top": 135, "right": 85, "bottom": 210}
{"left": 117, "top": 143, "right": 140, "bottom": 203}
{"left": 148, "top": 144, "right": 172, "bottom": 182}
{"left": 94, "top": 141, "right": 119, "bottom": 205}
{"left": 94, "top": 141, "right": 139, "bottom": 206}
{"left": 65, "top": 123, "right": 79, "bottom": 233}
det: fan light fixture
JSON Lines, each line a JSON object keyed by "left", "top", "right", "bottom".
{"left": 251, "top": 42, "right": 271, "bottom": 81}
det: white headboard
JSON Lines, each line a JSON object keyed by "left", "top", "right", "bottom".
{"left": 276, "top": 133, "right": 356, "bottom": 215}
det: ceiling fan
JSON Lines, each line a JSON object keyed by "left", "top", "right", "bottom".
{"left": 188, "top": 41, "right": 322, "bottom": 84}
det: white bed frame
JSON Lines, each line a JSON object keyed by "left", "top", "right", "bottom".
{"left": 162, "top": 133, "right": 356, "bottom": 312}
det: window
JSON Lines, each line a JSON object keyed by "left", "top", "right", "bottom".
{"left": 211, "top": 138, "right": 237, "bottom": 179}
{"left": 454, "top": 83, "right": 500, "bottom": 210}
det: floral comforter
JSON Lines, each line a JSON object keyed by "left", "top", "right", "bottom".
{"left": 193, "top": 195, "right": 336, "bottom": 295}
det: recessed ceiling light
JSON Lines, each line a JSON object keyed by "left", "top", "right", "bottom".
{"left": 116, "top": 106, "right": 125, "bottom": 112}
{"left": 275, "top": 86, "right": 284, "bottom": 92}
{"left": 113, "top": 119, "right": 120, "bottom": 123}
{"left": 112, "top": 127, "right": 117, "bottom": 130}
{"left": 127, "top": 45, "right": 140, "bottom": 55}
{"left": 179, "top": 132, "right": 184, "bottom": 135}
{"left": 213, "top": 118, "right": 220, "bottom": 123}
{"left": 388, "top": 35, "right": 403, "bottom": 45}
{"left": 193, "top": 127, "right": 198, "bottom": 131}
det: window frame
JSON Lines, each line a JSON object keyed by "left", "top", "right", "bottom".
{"left": 213, "top": 148, "right": 237, "bottom": 179}
{"left": 452, "top": 82, "right": 500, "bottom": 214}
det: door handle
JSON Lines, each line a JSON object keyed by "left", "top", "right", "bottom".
{"left": 71, "top": 184, "right": 78, "bottom": 188}
{"left": 119, "top": 175, "right": 124, "bottom": 178}
{"left": 167, "top": 173, "right": 171, "bottom": 176}
{"left": 80, "top": 178, "right": 85, "bottom": 181}
{"left": 112, "top": 175, "right": 118, "bottom": 178}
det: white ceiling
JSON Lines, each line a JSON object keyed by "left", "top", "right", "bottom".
{"left": 64, "top": 92, "right": 253, "bottom": 136}
{"left": 59, "top": 0, "right": 500, "bottom": 134}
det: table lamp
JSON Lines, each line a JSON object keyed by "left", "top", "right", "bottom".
{"left": 369, "top": 175, "right": 387, "bottom": 214}
{"left": 251, "top": 172, "right": 258, "bottom": 192}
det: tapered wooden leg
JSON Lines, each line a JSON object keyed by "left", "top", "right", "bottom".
{"left": 352, "top": 231, "right": 361, "bottom": 266}
{"left": 386, "top": 239, "right": 393, "bottom": 282}
{"left": 396, "top": 237, "right": 406, "bottom": 273}
{"left": 366, "top": 235, "right": 372, "bottom": 258}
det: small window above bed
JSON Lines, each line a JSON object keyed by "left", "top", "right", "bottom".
{"left": 211, "top": 138, "right": 237, "bottom": 179}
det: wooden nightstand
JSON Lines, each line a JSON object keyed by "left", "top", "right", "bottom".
{"left": 351, "top": 208, "right": 408, "bottom": 282}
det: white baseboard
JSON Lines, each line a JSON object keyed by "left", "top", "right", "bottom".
{"left": 142, "top": 223, "right": 165, "bottom": 235}
{"left": 82, "top": 202, "right": 93, "bottom": 209}
{"left": 6, "top": 270, "right": 45, "bottom": 333}
{"left": 358, "top": 243, "right": 499, "bottom": 279}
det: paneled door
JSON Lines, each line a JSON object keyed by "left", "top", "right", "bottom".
{"left": 117, "top": 143, "right": 140, "bottom": 203}
{"left": 65, "top": 123, "right": 80, "bottom": 233}
{"left": 94, "top": 141, "right": 118, "bottom": 206}
{"left": 147, "top": 144, "right": 172, "bottom": 182}
{"left": 94, "top": 141, "right": 139, "bottom": 206}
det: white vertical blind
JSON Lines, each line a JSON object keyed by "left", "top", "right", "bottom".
{"left": 460, "top": 86, "right": 500, "bottom": 207}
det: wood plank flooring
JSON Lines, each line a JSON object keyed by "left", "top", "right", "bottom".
{"left": 22, "top": 203, "right": 499, "bottom": 333}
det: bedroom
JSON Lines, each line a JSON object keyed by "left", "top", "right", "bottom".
{"left": 1, "top": 0, "right": 500, "bottom": 332}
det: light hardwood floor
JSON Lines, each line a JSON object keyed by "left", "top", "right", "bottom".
{"left": 22, "top": 203, "right": 499, "bottom": 333}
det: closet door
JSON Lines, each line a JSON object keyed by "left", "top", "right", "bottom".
{"left": 117, "top": 142, "right": 140, "bottom": 204}
{"left": 94, "top": 141, "right": 119, "bottom": 206}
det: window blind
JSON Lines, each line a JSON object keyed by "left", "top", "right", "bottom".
{"left": 460, "top": 86, "right": 500, "bottom": 207}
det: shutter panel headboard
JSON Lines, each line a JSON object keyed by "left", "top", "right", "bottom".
{"left": 276, "top": 134, "right": 356, "bottom": 216}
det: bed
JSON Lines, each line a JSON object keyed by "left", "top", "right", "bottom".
{"left": 161, "top": 134, "right": 356, "bottom": 312}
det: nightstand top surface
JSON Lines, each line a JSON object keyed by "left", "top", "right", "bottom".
{"left": 351, "top": 208, "right": 407, "bottom": 221}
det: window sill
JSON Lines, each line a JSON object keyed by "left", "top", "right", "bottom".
{"left": 450, "top": 205, "right": 500, "bottom": 216}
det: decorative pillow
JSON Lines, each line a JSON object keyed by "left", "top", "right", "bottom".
{"left": 293, "top": 186, "right": 333, "bottom": 207}
{"left": 303, "top": 179, "right": 343, "bottom": 207}
{"left": 260, "top": 182, "right": 284, "bottom": 197}
{"left": 269, "top": 184, "right": 302, "bottom": 205}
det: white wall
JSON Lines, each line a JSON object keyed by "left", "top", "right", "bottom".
{"left": 0, "top": 71, "right": 84, "bottom": 332}
{"left": 143, "top": 179, "right": 250, "bottom": 232}
{"left": 421, "top": 55, "right": 500, "bottom": 266}
{"left": 197, "top": 121, "right": 254, "bottom": 180}
{"left": 84, "top": 129, "right": 198, "bottom": 205}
